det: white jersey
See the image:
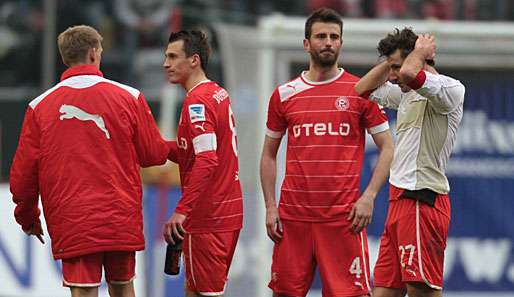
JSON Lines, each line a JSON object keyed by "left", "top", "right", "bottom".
{"left": 369, "top": 70, "right": 465, "bottom": 194}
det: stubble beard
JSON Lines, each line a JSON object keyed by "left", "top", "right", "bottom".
{"left": 311, "top": 50, "right": 339, "bottom": 68}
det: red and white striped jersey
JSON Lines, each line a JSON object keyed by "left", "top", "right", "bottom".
{"left": 266, "top": 69, "right": 389, "bottom": 222}
{"left": 176, "top": 80, "right": 243, "bottom": 233}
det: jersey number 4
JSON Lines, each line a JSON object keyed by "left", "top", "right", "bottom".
{"left": 349, "top": 257, "right": 362, "bottom": 279}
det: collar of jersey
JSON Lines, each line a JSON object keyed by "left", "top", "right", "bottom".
{"left": 187, "top": 79, "right": 211, "bottom": 94}
{"left": 300, "top": 68, "right": 344, "bottom": 85}
{"left": 60, "top": 65, "right": 103, "bottom": 81}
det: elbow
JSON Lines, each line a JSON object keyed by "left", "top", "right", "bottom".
{"left": 377, "top": 133, "right": 395, "bottom": 157}
{"left": 140, "top": 155, "right": 167, "bottom": 168}
{"left": 398, "top": 67, "right": 417, "bottom": 84}
{"left": 380, "top": 142, "right": 394, "bottom": 158}
{"left": 196, "top": 151, "right": 219, "bottom": 168}
{"left": 354, "top": 82, "right": 365, "bottom": 96}
{"left": 260, "top": 151, "right": 277, "bottom": 166}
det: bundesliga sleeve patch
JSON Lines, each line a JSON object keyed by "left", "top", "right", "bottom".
{"left": 188, "top": 104, "right": 206, "bottom": 123}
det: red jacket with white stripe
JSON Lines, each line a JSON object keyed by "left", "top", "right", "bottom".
{"left": 10, "top": 65, "right": 171, "bottom": 259}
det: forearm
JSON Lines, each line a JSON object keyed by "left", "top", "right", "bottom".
{"left": 355, "top": 60, "right": 391, "bottom": 95}
{"left": 175, "top": 151, "right": 218, "bottom": 215}
{"left": 399, "top": 49, "right": 426, "bottom": 83}
{"left": 363, "top": 135, "right": 394, "bottom": 199}
{"left": 260, "top": 155, "right": 278, "bottom": 210}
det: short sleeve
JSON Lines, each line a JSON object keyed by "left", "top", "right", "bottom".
{"left": 266, "top": 89, "right": 287, "bottom": 138}
{"left": 185, "top": 95, "right": 218, "bottom": 155}
{"left": 361, "top": 100, "right": 390, "bottom": 135}
{"left": 408, "top": 70, "right": 465, "bottom": 114}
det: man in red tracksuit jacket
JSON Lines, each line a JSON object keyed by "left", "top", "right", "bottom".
{"left": 10, "top": 25, "right": 174, "bottom": 297}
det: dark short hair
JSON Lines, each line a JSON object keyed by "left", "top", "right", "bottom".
{"left": 305, "top": 8, "right": 343, "bottom": 40}
{"left": 168, "top": 30, "right": 211, "bottom": 71}
{"left": 377, "top": 28, "right": 435, "bottom": 66}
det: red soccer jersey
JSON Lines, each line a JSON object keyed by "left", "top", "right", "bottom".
{"left": 266, "top": 69, "right": 389, "bottom": 222}
{"left": 176, "top": 80, "right": 243, "bottom": 233}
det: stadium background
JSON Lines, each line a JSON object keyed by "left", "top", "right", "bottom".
{"left": 1, "top": 0, "right": 514, "bottom": 296}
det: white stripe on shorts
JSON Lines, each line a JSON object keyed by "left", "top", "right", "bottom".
{"left": 359, "top": 231, "right": 372, "bottom": 291}
{"left": 416, "top": 201, "right": 443, "bottom": 290}
{"left": 189, "top": 234, "right": 197, "bottom": 287}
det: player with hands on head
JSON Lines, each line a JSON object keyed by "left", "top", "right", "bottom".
{"left": 260, "top": 8, "right": 394, "bottom": 297}
{"left": 162, "top": 29, "right": 243, "bottom": 297}
{"left": 354, "top": 28, "right": 465, "bottom": 297}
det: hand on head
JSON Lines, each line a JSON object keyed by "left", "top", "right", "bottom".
{"left": 416, "top": 34, "right": 436, "bottom": 60}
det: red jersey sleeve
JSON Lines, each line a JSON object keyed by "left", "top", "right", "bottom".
{"left": 266, "top": 89, "right": 287, "bottom": 138}
{"left": 10, "top": 107, "right": 42, "bottom": 231}
{"left": 361, "top": 100, "right": 390, "bottom": 134}
{"left": 133, "top": 92, "right": 169, "bottom": 167}
{"left": 175, "top": 94, "right": 219, "bottom": 216}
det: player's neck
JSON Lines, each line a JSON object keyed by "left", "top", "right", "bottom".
{"left": 305, "top": 64, "right": 340, "bottom": 82}
{"left": 183, "top": 71, "right": 208, "bottom": 92}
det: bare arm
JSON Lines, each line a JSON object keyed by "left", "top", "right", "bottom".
{"left": 355, "top": 61, "right": 403, "bottom": 110}
{"left": 348, "top": 130, "right": 394, "bottom": 233}
{"left": 354, "top": 60, "right": 391, "bottom": 96}
{"left": 260, "top": 135, "right": 283, "bottom": 243}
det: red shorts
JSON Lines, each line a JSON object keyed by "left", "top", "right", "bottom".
{"left": 183, "top": 230, "right": 240, "bottom": 295}
{"left": 61, "top": 251, "right": 135, "bottom": 287}
{"left": 374, "top": 187, "right": 450, "bottom": 290}
{"left": 268, "top": 219, "right": 371, "bottom": 297}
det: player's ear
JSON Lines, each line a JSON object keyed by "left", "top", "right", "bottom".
{"left": 190, "top": 54, "right": 201, "bottom": 68}
{"left": 303, "top": 38, "right": 310, "bottom": 52}
{"left": 87, "top": 48, "right": 96, "bottom": 64}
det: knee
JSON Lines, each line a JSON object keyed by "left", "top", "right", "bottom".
{"left": 406, "top": 282, "right": 441, "bottom": 297}
{"left": 273, "top": 293, "right": 302, "bottom": 297}
{"left": 108, "top": 282, "right": 135, "bottom": 297}
{"left": 70, "top": 287, "right": 98, "bottom": 297}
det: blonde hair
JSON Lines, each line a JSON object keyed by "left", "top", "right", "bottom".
{"left": 57, "top": 25, "right": 103, "bottom": 66}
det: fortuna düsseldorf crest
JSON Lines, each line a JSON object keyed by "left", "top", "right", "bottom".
{"left": 335, "top": 96, "right": 349, "bottom": 111}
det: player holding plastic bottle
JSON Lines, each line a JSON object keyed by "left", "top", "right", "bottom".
{"left": 163, "top": 30, "right": 243, "bottom": 297}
